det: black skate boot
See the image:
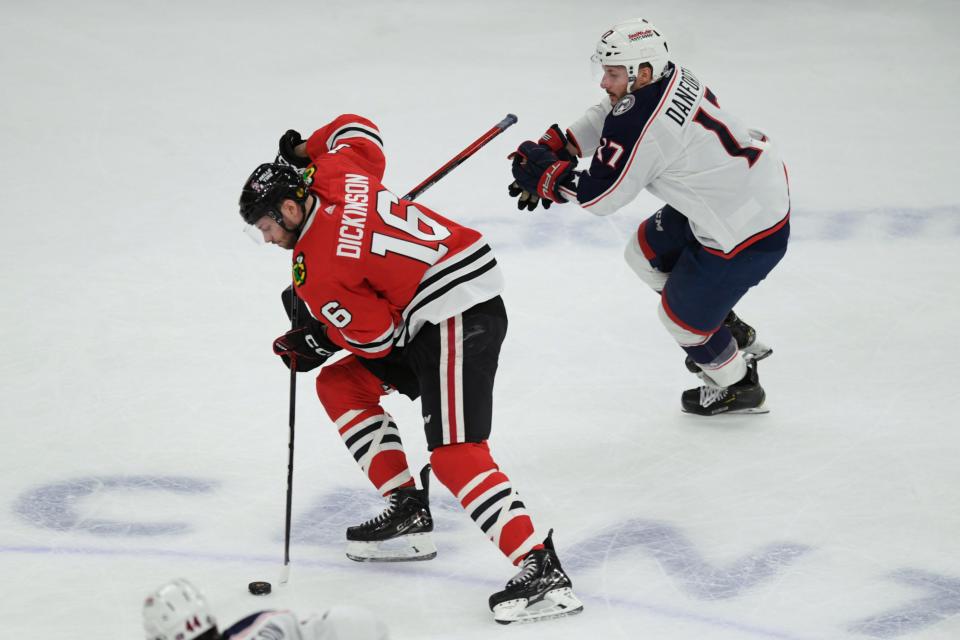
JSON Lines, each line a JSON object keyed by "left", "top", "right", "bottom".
{"left": 488, "top": 530, "right": 583, "bottom": 624}
{"left": 682, "top": 358, "right": 768, "bottom": 416}
{"left": 345, "top": 465, "right": 436, "bottom": 562}
{"left": 685, "top": 310, "right": 773, "bottom": 374}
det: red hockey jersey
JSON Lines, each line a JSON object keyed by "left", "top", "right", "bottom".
{"left": 291, "top": 114, "right": 504, "bottom": 358}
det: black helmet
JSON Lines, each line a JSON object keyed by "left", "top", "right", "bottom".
{"left": 238, "top": 163, "right": 308, "bottom": 225}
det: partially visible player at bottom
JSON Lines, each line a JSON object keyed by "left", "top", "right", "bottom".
{"left": 237, "top": 114, "right": 583, "bottom": 623}
{"left": 142, "top": 578, "right": 387, "bottom": 640}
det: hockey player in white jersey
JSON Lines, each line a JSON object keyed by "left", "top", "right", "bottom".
{"left": 508, "top": 18, "right": 790, "bottom": 415}
{"left": 142, "top": 579, "right": 389, "bottom": 640}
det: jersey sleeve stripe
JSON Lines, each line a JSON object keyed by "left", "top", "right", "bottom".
{"left": 343, "top": 324, "right": 395, "bottom": 349}
{"left": 347, "top": 342, "right": 392, "bottom": 356}
{"left": 417, "top": 242, "right": 492, "bottom": 293}
{"left": 580, "top": 70, "right": 679, "bottom": 209}
{"left": 395, "top": 240, "right": 503, "bottom": 346}
{"left": 326, "top": 124, "right": 384, "bottom": 151}
{"left": 398, "top": 258, "right": 498, "bottom": 345}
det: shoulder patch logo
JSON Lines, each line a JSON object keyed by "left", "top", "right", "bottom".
{"left": 613, "top": 94, "right": 636, "bottom": 116}
{"left": 292, "top": 253, "right": 307, "bottom": 287}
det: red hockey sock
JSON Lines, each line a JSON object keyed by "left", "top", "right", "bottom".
{"left": 430, "top": 441, "right": 540, "bottom": 565}
{"left": 316, "top": 357, "right": 414, "bottom": 496}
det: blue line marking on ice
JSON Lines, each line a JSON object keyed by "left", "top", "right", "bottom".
{"left": 0, "top": 543, "right": 822, "bottom": 640}
{"left": 472, "top": 204, "right": 960, "bottom": 251}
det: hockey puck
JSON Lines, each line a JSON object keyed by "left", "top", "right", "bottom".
{"left": 248, "top": 581, "right": 272, "bottom": 595}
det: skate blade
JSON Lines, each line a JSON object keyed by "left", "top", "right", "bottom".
{"left": 345, "top": 533, "right": 437, "bottom": 563}
{"left": 744, "top": 343, "right": 772, "bottom": 361}
{"left": 493, "top": 587, "right": 584, "bottom": 625}
{"left": 682, "top": 404, "right": 770, "bottom": 416}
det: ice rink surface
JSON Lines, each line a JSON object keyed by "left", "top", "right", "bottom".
{"left": 2, "top": 0, "right": 959, "bottom": 637}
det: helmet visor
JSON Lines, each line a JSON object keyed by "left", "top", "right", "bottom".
{"left": 590, "top": 53, "right": 604, "bottom": 82}
{"left": 243, "top": 223, "right": 267, "bottom": 245}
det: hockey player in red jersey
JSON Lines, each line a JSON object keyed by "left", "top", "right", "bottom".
{"left": 508, "top": 18, "right": 790, "bottom": 416}
{"left": 238, "top": 114, "right": 582, "bottom": 624}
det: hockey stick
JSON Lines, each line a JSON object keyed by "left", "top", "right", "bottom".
{"left": 279, "top": 286, "right": 298, "bottom": 586}
{"left": 401, "top": 113, "right": 518, "bottom": 201}
{"left": 278, "top": 112, "right": 517, "bottom": 583}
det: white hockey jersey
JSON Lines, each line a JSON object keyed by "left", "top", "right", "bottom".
{"left": 220, "top": 608, "right": 388, "bottom": 640}
{"left": 565, "top": 63, "right": 790, "bottom": 254}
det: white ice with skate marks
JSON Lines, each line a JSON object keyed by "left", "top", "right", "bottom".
{"left": 2, "top": 0, "right": 959, "bottom": 639}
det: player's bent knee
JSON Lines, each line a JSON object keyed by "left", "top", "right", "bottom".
{"left": 315, "top": 357, "right": 385, "bottom": 420}
{"left": 624, "top": 234, "right": 667, "bottom": 292}
{"left": 658, "top": 302, "right": 711, "bottom": 347}
{"left": 314, "top": 362, "right": 350, "bottom": 411}
{"left": 429, "top": 441, "right": 493, "bottom": 491}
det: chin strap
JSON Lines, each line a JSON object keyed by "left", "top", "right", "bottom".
{"left": 279, "top": 218, "right": 302, "bottom": 234}
{"left": 271, "top": 196, "right": 315, "bottom": 237}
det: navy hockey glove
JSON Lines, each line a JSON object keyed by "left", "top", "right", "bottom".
{"left": 506, "top": 124, "right": 577, "bottom": 212}
{"left": 276, "top": 129, "right": 310, "bottom": 169}
{"left": 510, "top": 141, "right": 576, "bottom": 204}
{"left": 273, "top": 326, "right": 338, "bottom": 372}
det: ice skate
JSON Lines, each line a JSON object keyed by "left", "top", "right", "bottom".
{"left": 682, "top": 358, "right": 768, "bottom": 416}
{"left": 489, "top": 530, "right": 583, "bottom": 624}
{"left": 345, "top": 465, "right": 436, "bottom": 562}
{"left": 685, "top": 310, "right": 772, "bottom": 374}
{"left": 725, "top": 310, "right": 772, "bottom": 361}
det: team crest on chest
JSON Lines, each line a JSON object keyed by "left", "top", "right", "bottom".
{"left": 292, "top": 253, "right": 307, "bottom": 287}
{"left": 613, "top": 94, "right": 636, "bottom": 116}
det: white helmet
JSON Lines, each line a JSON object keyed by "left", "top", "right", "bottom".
{"left": 592, "top": 18, "right": 670, "bottom": 89}
{"left": 143, "top": 579, "right": 218, "bottom": 640}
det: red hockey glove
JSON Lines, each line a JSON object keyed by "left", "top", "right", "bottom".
{"left": 509, "top": 141, "right": 576, "bottom": 204}
{"left": 537, "top": 124, "right": 576, "bottom": 162}
{"left": 273, "top": 326, "right": 338, "bottom": 372}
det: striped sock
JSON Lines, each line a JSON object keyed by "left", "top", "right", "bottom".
{"left": 335, "top": 408, "right": 414, "bottom": 496}
{"left": 431, "top": 442, "right": 541, "bottom": 564}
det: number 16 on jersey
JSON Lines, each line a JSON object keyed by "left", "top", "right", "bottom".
{"left": 371, "top": 191, "right": 450, "bottom": 265}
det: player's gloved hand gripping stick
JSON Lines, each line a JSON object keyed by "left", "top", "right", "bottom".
{"left": 273, "top": 113, "right": 518, "bottom": 587}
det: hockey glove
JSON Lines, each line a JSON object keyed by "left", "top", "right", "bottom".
{"left": 508, "top": 180, "right": 551, "bottom": 211}
{"left": 537, "top": 124, "right": 576, "bottom": 161}
{"left": 276, "top": 129, "right": 310, "bottom": 169}
{"left": 273, "top": 326, "right": 338, "bottom": 372}
{"left": 281, "top": 285, "right": 309, "bottom": 324}
{"left": 509, "top": 141, "right": 576, "bottom": 204}
{"left": 506, "top": 125, "right": 576, "bottom": 211}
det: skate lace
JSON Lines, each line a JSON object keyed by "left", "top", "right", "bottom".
{"left": 699, "top": 384, "right": 729, "bottom": 407}
{"left": 360, "top": 493, "right": 400, "bottom": 528}
{"left": 507, "top": 554, "right": 540, "bottom": 587}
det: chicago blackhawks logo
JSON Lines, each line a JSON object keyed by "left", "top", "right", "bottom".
{"left": 292, "top": 253, "right": 307, "bottom": 287}
{"left": 293, "top": 166, "right": 316, "bottom": 199}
